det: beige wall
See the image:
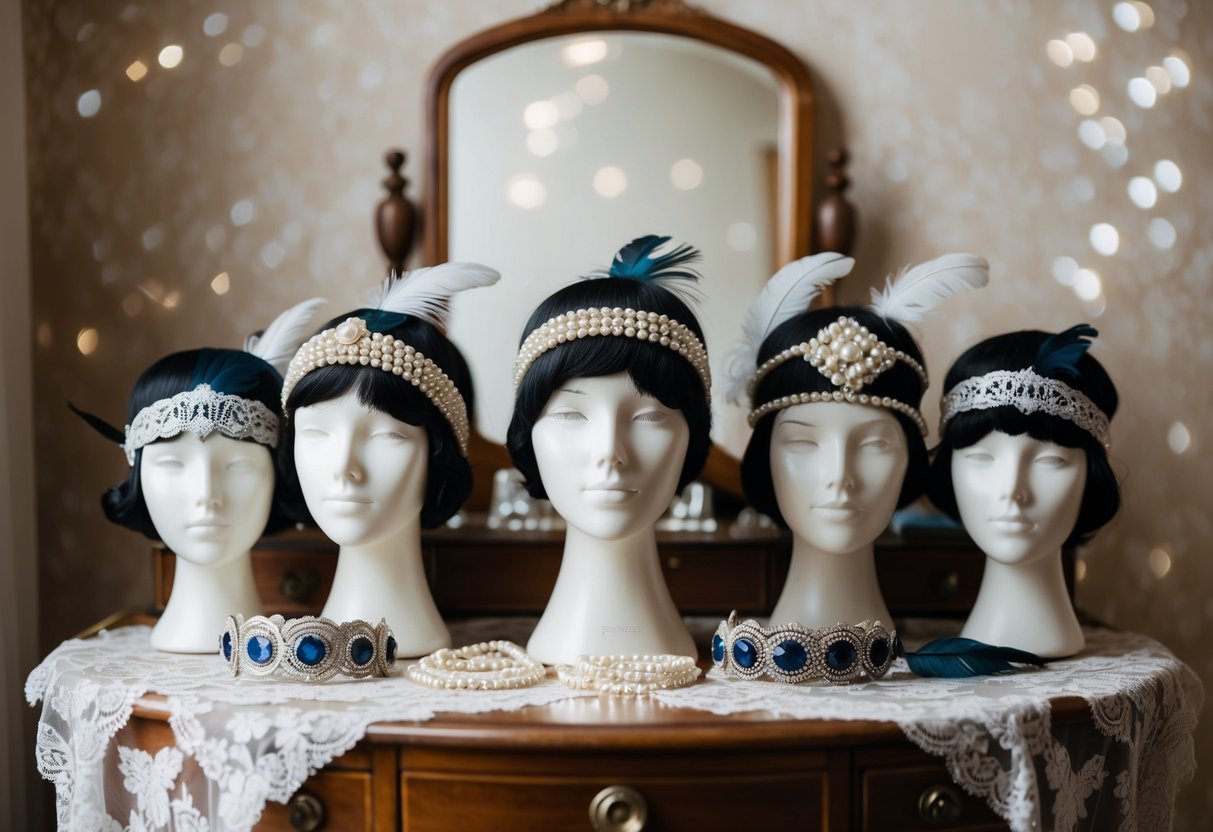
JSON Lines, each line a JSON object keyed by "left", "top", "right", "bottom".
{"left": 23, "top": 1, "right": 1211, "bottom": 827}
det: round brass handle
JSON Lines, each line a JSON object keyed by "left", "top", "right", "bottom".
{"left": 288, "top": 791, "right": 326, "bottom": 831}
{"left": 918, "top": 784, "right": 963, "bottom": 825}
{"left": 279, "top": 570, "right": 319, "bottom": 602}
{"left": 589, "top": 784, "right": 648, "bottom": 832}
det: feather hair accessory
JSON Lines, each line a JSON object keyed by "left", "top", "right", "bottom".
{"left": 1034, "top": 324, "right": 1098, "bottom": 380}
{"left": 368, "top": 262, "right": 501, "bottom": 331}
{"left": 244, "top": 297, "right": 328, "bottom": 377}
{"left": 869, "top": 253, "right": 989, "bottom": 323}
{"left": 901, "top": 637, "right": 1046, "bottom": 678}
{"left": 596, "top": 235, "right": 704, "bottom": 307}
{"left": 723, "top": 252, "right": 854, "bottom": 403}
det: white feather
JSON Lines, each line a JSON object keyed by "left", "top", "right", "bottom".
{"left": 372, "top": 262, "right": 501, "bottom": 328}
{"left": 244, "top": 297, "right": 327, "bottom": 376}
{"left": 723, "top": 252, "right": 854, "bottom": 403}
{"left": 869, "top": 253, "right": 989, "bottom": 323}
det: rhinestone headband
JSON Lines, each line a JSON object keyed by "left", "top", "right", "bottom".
{"left": 746, "top": 316, "right": 928, "bottom": 434}
{"left": 281, "top": 317, "right": 470, "bottom": 456}
{"left": 513, "top": 306, "right": 711, "bottom": 394}
{"left": 940, "top": 368, "right": 1112, "bottom": 449}
{"left": 221, "top": 614, "right": 397, "bottom": 682}
{"left": 712, "top": 611, "right": 897, "bottom": 684}
{"left": 123, "top": 384, "right": 278, "bottom": 466}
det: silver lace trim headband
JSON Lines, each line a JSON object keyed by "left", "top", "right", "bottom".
{"left": 712, "top": 611, "right": 896, "bottom": 684}
{"left": 123, "top": 384, "right": 279, "bottom": 466}
{"left": 281, "top": 316, "right": 470, "bottom": 456}
{"left": 513, "top": 306, "right": 711, "bottom": 395}
{"left": 746, "top": 316, "right": 928, "bottom": 434}
{"left": 940, "top": 368, "right": 1111, "bottom": 449}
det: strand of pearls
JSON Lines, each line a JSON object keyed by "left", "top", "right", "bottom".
{"left": 556, "top": 654, "right": 702, "bottom": 696}
{"left": 748, "top": 389, "right": 928, "bottom": 435}
{"left": 405, "top": 641, "right": 546, "bottom": 690}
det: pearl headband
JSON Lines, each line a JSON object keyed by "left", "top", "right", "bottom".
{"left": 281, "top": 316, "right": 471, "bottom": 456}
{"left": 512, "top": 306, "right": 712, "bottom": 394}
{"left": 747, "top": 316, "right": 928, "bottom": 434}
{"left": 940, "top": 367, "right": 1112, "bottom": 449}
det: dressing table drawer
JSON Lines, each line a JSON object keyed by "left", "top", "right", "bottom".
{"left": 256, "top": 770, "right": 373, "bottom": 831}
{"left": 856, "top": 748, "right": 1006, "bottom": 831}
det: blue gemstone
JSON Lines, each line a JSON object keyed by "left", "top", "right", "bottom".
{"left": 711, "top": 634, "right": 725, "bottom": 663}
{"left": 773, "top": 639, "right": 808, "bottom": 672}
{"left": 869, "top": 638, "right": 890, "bottom": 669}
{"left": 732, "top": 637, "right": 757, "bottom": 669}
{"left": 825, "top": 639, "right": 856, "bottom": 671}
{"left": 221, "top": 632, "right": 232, "bottom": 661}
{"left": 385, "top": 636, "right": 398, "bottom": 666}
{"left": 351, "top": 636, "right": 375, "bottom": 666}
{"left": 247, "top": 635, "right": 273, "bottom": 664}
{"left": 295, "top": 635, "right": 326, "bottom": 667}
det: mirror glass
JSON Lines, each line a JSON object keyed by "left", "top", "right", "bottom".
{"left": 446, "top": 32, "right": 780, "bottom": 457}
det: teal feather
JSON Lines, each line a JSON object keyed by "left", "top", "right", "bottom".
{"left": 190, "top": 348, "right": 273, "bottom": 394}
{"left": 904, "top": 637, "right": 1046, "bottom": 678}
{"left": 1034, "top": 324, "right": 1098, "bottom": 381}
{"left": 602, "top": 235, "right": 703, "bottom": 305}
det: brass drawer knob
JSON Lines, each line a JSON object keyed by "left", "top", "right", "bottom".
{"left": 917, "top": 784, "right": 963, "bottom": 825}
{"left": 288, "top": 790, "right": 326, "bottom": 831}
{"left": 589, "top": 784, "right": 648, "bottom": 832}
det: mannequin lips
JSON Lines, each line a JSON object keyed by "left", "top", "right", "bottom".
{"left": 185, "top": 517, "right": 229, "bottom": 538}
{"left": 583, "top": 481, "right": 640, "bottom": 503}
{"left": 324, "top": 491, "right": 373, "bottom": 513}
{"left": 812, "top": 500, "right": 863, "bottom": 520}
{"left": 989, "top": 514, "right": 1036, "bottom": 533}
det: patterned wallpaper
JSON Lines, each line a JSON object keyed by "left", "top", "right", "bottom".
{"left": 23, "top": 0, "right": 1211, "bottom": 827}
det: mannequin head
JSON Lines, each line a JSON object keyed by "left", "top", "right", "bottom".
{"left": 741, "top": 306, "right": 929, "bottom": 529}
{"left": 507, "top": 274, "right": 712, "bottom": 503}
{"left": 284, "top": 310, "right": 471, "bottom": 530}
{"left": 102, "top": 348, "right": 299, "bottom": 543}
{"left": 928, "top": 328, "right": 1119, "bottom": 550}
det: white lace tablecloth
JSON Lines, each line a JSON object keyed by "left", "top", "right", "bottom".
{"left": 28, "top": 622, "right": 1201, "bottom": 832}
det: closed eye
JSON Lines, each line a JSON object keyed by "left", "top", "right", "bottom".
{"left": 546, "top": 409, "right": 586, "bottom": 422}
{"left": 298, "top": 428, "right": 329, "bottom": 439}
{"left": 632, "top": 411, "right": 667, "bottom": 423}
{"left": 963, "top": 452, "right": 994, "bottom": 463}
{"left": 373, "top": 431, "right": 409, "bottom": 441}
{"left": 860, "top": 438, "right": 891, "bottom": 451}
{"left": 1035, "top": 454, "right": 1068, "bottom": 467}
{"left": 226, "top": 458, "right": 255, "bottom": 470}
{"left": 151, "top": 457, "right": 184, "bottom": 469}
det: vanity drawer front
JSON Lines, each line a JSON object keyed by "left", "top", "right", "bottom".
{"left": 401, "top": 770, "right": 827, "bottom": 832}
{"left": 857, "top": 751, "right": 1007, "bottom": 831}
{"left": 256, "top": 771, "right": 374, "bottom": 831}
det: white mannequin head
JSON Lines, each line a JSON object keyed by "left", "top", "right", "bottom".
{"left": 140, "top": 433, "right": 275, "bottom": 566}
{"left": 951, "top": 430, "right": 1087, "bottom": 565}
{"left": 770, "top": 401, "right": 908, "bottom": 554}
{"left": 293, "top": 390, "right": 428, "bottom": 547}
{"left": 531, "top": 372, "right": 689, "bottom": 540}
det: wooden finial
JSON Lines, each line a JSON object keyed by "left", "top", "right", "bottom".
{"left": 376, "top": 149, "right": 418, "bottom": 276}
{"left": 817, "top": 148, "right": 856, "bottom": 256}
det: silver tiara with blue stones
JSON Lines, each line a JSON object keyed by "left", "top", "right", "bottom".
{"left": 712, "top": 610, "right": 896, "bottom": 684}
{"left": 221, "top": 614, "right": 397, "bottom": 682}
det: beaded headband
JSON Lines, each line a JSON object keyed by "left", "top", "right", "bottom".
{"left": 940, "top": 367, "right": 1112, "bottom": 449}
{"left": 512, "top": 305, "right": 712, "bottom": 394}
{"left": 281, "top": 316, "right": 471, "bottom": 456}
{"left": 124, "top": 384, "right": 278, "bottom": 465}
{"left": 712, "top": 611, "right": 897, "bottom": 684}
{"left": 221, "top": 614, "right": 397, "bottom": 682}
{"left": 746, "top": 316, "right": 929, "bottom": 434}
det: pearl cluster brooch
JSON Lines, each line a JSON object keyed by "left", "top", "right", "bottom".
{"left": 713, "top": 611, "right": 897, "bottom": 685}
{"left": 745, "top": 315, "right": 928, "bottom": 434}
{"left": 556, "top": 654, "right": 702, "bottom": 696}
{"left": 513, "top": 307, "right": 711, "bottom": 395}
{"left": 405, "top": 641, "right": 547, "bottom": 691}
{"left": 281, "top": 317, "right": 470, "bottom": 455}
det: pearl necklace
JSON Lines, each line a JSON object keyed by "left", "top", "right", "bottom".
{"left": 406, "top": 641, "right": 546, "bottom": 690}
{"left": 556, "top": 654, "right": 701, "bottom": 696}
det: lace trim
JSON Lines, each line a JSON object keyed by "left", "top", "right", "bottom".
{"left": 123, "top": 384, "right": 279, "bottom": 465}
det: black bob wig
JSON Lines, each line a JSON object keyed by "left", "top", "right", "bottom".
{"left": 282, "top": 309, "right": 473, "bottom": 529}
{"left": 740, "top": 306, "right": 930, "bottom": 527}
{"left": 100, "top": 348, "right": 304, "bottom": 539}
{"left": 925, "top": 327, "right": 1119, "bottom": 548}
{"left": 506, "top": 260, "right": 713, "bottom": 501}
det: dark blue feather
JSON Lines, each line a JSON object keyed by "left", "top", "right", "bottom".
{"left": 68, "top": 402, "right": 125, "bottom": 444}
{"left": 190, "top": 348, "right": 271, "bottom": 395}
{"left": 1034, "top": 324, "right": 1098, "bottom": 381}
{"left": 904, "top": 637, "right": 1046, "bottom": 678}
{"left": 608, "top": 235, "right": 702, "bottom": 283}
{"left": 362, "top": 309, "right": 410, "bottom": 333}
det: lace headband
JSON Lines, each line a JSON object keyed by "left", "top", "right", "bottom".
{"left": 940, "top": 368, "right": 1112, "bottom": 449}
{"left": 281, "top": 316, "right": 471, "bottom": 456}
{"left": 123, "top": 384, "right": 278, "bottom": 465}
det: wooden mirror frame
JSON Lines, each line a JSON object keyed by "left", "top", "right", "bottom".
{"left": 415, "top": 0, "right": 853, "bottom": 504}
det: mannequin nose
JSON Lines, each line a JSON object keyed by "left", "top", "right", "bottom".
{"left": 196, "top": 463, "right": 223, "bottom": 509}
{"left": 999, "top": 459, "right": 1031, "bottom": 506}
{"left": 824, "top": 443, "right": 855, "bottom": 493}
{"left": 596, "top": 421, "right": 628, "bottom": 469}
{"left": 334, "top": 437, "right": 365, "bottom": 482}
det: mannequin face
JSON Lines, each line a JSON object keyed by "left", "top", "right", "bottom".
{"left": 140, "top": 433, "right": 274, "bottom": 567}
{"left": 951, "top": 430, "right": 1086, "bottom": 565}
{"left": 531, "top": 372, "right": 690, "bottom": 540}
{"left": 293, "top": 390, "right": 428, "bottom": 546}
{"left": 770, "top": 401, "right": 908, "bottom": 554}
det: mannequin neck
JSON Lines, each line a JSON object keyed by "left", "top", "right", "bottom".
{"left": 154, "top": 551, "right": 260, "bottom": 653}
{"left": 769, "top": 537, "right": 893, "bottom": 628}
{"left": 963, "top": 548, "right": 1082, "bottom": 658}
